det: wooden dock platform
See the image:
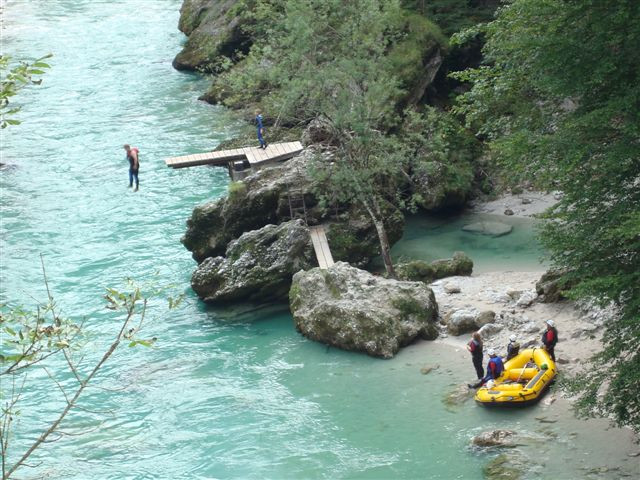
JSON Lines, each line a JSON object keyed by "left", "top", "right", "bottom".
{"left": 309, "top": 225, "right": 334, "bottom": 269}
{"left": 165, "top": 141, "right": 304, "bottom": 169}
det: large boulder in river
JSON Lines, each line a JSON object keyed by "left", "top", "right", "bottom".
{"left": 290, "top": 262, "right": 439, "bottom": 358}
{"left": 396, "top": 251, "right": 473, "bottom": 283}
{"left": 182, "top": 153, "right": 314, "bottom": 262}
{"left": 191, "top": 219, "right": 314, "bottom": 303}
{"left": 173, "top": 0, "right": 249, "bottom": 71}
{"left": 182, "top": 150, "right": 404, "bottom": 265}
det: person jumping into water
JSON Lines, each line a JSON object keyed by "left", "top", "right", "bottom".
{"left": 124, "top": 144, "right": 139, "bottom": 191}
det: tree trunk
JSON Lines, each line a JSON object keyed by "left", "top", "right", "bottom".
{"left": 362, "top": 196, "right": 397, "bottom": 279}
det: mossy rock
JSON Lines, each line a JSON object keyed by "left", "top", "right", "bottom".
{"left": 396, "top": 252, "right": 473, "bottom": 283}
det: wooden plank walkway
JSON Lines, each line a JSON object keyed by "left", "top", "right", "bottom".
{"left": 165, "top": 141, "right": 304, "bottom": 169}
{"left": 309, "top": 225, "right": 334, "bottom": 269}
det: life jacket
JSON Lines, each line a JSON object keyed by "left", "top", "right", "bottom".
{"left": 506, "top": 341, "right": 520, "bottom": 360}
{"left": 487, "top": 356, "right": 504, "bottom": 379}
{"left": 469, "top": 339, "right": 483, "bottom": 359}
{"left": 543, "top": 327, "right": 558, "bottom": 347}
{"left": 127, "top": 147, "right": 139, "bottom": 170}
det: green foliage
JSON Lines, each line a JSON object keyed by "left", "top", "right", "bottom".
{"left": 207, "top": 0, "right": 448, "bottom": 121}
{"left": 0, "top": 54, "right": 51, "bottom": 128}
{"left": 391, "top": 295, "right": 424, "bottom": 319}
{"left": 228, "top": 180, "right": 248, "bottom": 201}
{"left": 397, "top": 107, "right": 478, "bottom": 210}
{"left": 453, "top": 0, "right": 640, "bottom": 429}
{"left": 1, "top": 272, "right": 181, "bottom": 478}
{"left": 403, "top": 0, "right": 499, "bottom": 36}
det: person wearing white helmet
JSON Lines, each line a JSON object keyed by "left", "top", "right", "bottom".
{"left": 468, "top": 348, "right": 504, "bottom": 389}
{"left": 506, "top": 334, "right": 520, "bottom": 361}
{"left": 542, "top": 319, "right": 558, "bottom": 361}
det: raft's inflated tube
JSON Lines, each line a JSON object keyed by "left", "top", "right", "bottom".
{"left": 474, "top": 348, "right": 556, "bottom": 406}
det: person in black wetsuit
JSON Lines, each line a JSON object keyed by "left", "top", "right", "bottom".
{"left": 467, "top": 331, "right": 484, "bottom": 380}
{"left": 506, "top": 334, "right": 520, "bottom": 361}
{"left": 124, "top": 144, "right": 139, "bottom": 191}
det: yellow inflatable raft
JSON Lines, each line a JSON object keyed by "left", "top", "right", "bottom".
{"left": 474, "top": 348, "right": 557, "bottom": 406}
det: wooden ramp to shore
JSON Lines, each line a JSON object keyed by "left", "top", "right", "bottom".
{"left": 165, "top": 141, "right": 304, "bottom": 169}
{"left": 309, "top": 225, "right": 334, "bottom": 269}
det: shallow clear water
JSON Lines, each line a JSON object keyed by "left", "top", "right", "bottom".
{"left": 1, "top": 1, "right": 637, "bottom": 479}
{"left": 387, "top": 213, "right": 546, "bottom": 274}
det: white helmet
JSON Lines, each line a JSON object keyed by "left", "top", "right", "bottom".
{"left": 488, "top": 348, "right": 496, "bottom": 356}
{"left": 546, "top": 319, "right": 555, "bottom": 327}
{"left": 509, "top": 335, "right": 517, "bottom": 342}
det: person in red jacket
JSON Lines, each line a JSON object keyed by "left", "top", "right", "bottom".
{"left": 541, "top": 319, "right": 558, "bottom": 361}
{"left": 124, "top": 144, "right": 140, "bottom": 191}
{"left": 467, "top": 331, "right": 484, "bottom": 379}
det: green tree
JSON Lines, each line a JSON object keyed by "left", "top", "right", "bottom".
{"left": 452, "top": 0, "right": 640, "bottom": 429}
{"left": 0, "top": 258, "right": 180, "bottom": 479}
{"left": 0, "top": 54, "right": 51, "bottom": 128}
{"left": 271, "top": 0, "right": 411, "bottom": 276}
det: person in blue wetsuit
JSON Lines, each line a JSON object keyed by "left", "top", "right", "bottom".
{"left": 468, "top": 348, "right": 504, "bottom": 388}
{"left": 255, "top": 110, "right": 267, "bottom": 149}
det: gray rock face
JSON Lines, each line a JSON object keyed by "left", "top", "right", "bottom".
{"left": 478, "top": 322, "right": 503, "bottom": 338}
{"left": 290, "top": 262, "right": 439, "bottom": 358}
{"left": 462, "top": 221, "right": 513, "bottom": 237}
{"left": 477, "top": 310, "right": 496, "bottom": 326}
{"left": 191, "top": 219, "right": 315, "bottom": 303}
{"left": 182, "top": 151, "right": 404, "bottom": 266}
{"left": 173, "top": 0, "right": 248, "bottom": 71}
{"left": 516, "top": 290, "right": 538, "bottom": 307}
{"left": 536, "top": 268, "right": 573, "bottom": 302}
{"left": 445, "top": 309, "right": 478, "bottom": 336}
{"left": 181, "top": 157, "right": 298, "bottom": 262}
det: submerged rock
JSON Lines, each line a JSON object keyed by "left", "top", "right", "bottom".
{"left": 290, "top": 262, "right": 438, "bottom": 359}
{"left": 462, "top": 221, "right": 513, "bottom": 237}
{"left": 483, "top": 453, "right": 524, "bottom": 480}
{"left": 472, "top": 430, "right": 516, "bottom": 448}
{"left": 191, "top": 219, "right": 314, "bottom": 303}
{"left": 443, "top": 384, "right": 474, "bottom": 409}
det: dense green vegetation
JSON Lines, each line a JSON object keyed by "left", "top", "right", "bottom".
{"left": 180, "top": 0, "right": 639, "bottom": 427}
{"left": 452, "top": 0, "right": 640, "bottom": 429}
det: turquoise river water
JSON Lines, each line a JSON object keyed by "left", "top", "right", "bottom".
{"left": 1, "top": 1, "right": 637, "bottom": 479}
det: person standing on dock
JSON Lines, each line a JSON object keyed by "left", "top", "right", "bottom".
{"left": 124, "top": 144, "right": 140, "bottom": 191}
{"left": 467, "top": 332, "right": 484, "bottom": 380}
{"left": 255, "top": 110, "right": 267, "bottom": 149}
